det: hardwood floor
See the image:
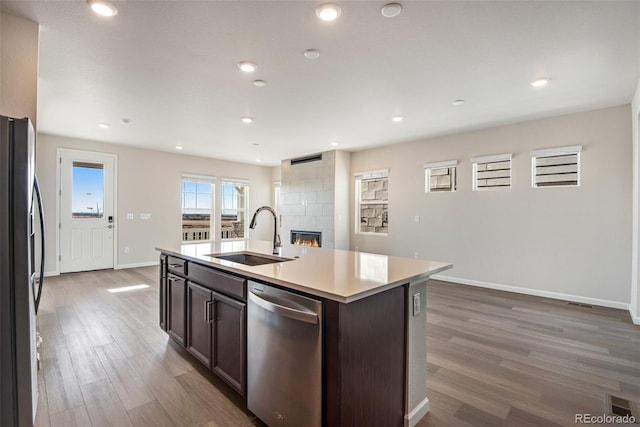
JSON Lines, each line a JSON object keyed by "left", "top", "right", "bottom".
{"left": 34, "top": 267, "right": 639, "bottom": 426}
{"left": 421, "top": 280, "right": 640, "bottom": 427}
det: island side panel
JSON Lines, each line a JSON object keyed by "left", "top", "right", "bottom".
{"left": 324, "top": 285, "right": 406, "bottom": 427}
{"left": 405, "top": 280, "right": 428, "bottom": 427}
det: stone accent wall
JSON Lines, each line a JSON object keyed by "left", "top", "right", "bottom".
{"left": 359, "top": 178, "right": 388, "bottom": 233}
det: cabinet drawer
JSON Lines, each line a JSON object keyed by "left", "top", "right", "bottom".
{"left": 189, "top": 263, "right": 246, "bottom": 301}
{"left": 168, "top": 256, "right": 187, "bottom": 276}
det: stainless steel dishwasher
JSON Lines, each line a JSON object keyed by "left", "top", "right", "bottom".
{"left": 247, "top": 281, "right": 322, "bottom": 427}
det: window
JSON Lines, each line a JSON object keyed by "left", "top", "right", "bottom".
{"left": 72, "top": 162, "right": 104, "bottom": 218}
{"left": 472, "top": 153, "right": 512, "bottom": 191}
{"left": 531, "top": 145, "right": 581, "bottom": 188}
{"left": 424, "top": 160, "right": 457, "bottom": 193}
{"left": 355, "top": 169, "right": 388, "bottom": 235}
{"left": 221, "top": 179, "right": 249, "bottom": 240}
{"left": 182, "top": 175, "right": 214, "bottom": 242}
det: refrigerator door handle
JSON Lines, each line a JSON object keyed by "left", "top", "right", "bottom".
{"left": 33, "top": 176, "right": 45, "bottom": 314}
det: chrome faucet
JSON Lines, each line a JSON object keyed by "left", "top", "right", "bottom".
{"left": 249, "top": 206, "right": 282, "bottom": 254}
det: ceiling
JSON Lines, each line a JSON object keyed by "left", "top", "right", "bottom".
{"left": 2, "top": 1, "right": 639, "bottom": 166}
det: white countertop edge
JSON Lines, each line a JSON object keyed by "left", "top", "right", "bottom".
{"left": 156, "top": 244, "right": 453, "bottom": 303}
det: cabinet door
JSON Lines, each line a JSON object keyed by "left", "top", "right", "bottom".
{"left": 167, "top": 274, "right": 186, "bottom": 346}
{"left": 187, "top": 282, "right": 213, "bottom": 367}
{"left": 211, "top": 291, "right": 246, "bottom": 397}
{"left": 159, "top": 255, "right": 168, "bottom": 331}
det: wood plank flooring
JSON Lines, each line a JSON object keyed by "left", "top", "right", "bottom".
{"left": 34, "top": 267, "right": 639, "bottom": 426}
{"left": 420, "top": 281, "right": 640, "bottom": 427}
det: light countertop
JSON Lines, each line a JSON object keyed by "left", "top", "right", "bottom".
{"left": 157, "top": 240, "right": 452, "bottom": 303}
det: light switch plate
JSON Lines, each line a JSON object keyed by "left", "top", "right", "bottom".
{"left": 413, "top": 293, "right": 421, "bottom": 316}
{"left": 126, "top": 213, "right": 134, "bottom": 220}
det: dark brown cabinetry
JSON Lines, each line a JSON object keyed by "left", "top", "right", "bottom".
{"left": 161, "top": 254, "right": 247, "bottom": 397}
{"left": 159, "top": 252, "right": 408, "bottom": 426}
{"left": 210, "top": 291, "right": 246, "bottom": 395}
{"left": 159, "top": 254, "right": 168, "bottom": 331}
{"left": 186, "top": 282, "right": 213, "bottom": 366}
{"left": 167, "top": 273, "right": 186, "bottom": 346}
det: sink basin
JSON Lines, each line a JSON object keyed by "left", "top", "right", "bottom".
{"left": 208, "top": 251, "right": 293, "bottom": 266}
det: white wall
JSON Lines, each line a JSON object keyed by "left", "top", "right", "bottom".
{"left": 351, "top": 106, "right": 632, "bottom": 308}
{"left": 0, "top": 12, "right": 39, "bottom": 124}
{"left": 631, "top": 81, "right": 640, "bottom": 324}
{"left": 36, "top": 134, "right": 274, "bottom": 274}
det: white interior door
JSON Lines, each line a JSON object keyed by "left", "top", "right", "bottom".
{"left": 59, "top": 149, "right": 116, "bottom": 273}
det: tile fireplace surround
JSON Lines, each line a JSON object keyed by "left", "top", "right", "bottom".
{"left": 280, "top": 150, "right": 350, "bottom": 250}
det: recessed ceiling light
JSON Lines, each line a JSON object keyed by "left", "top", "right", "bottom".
{"left": 121, "top": 118, "right": 131, "bottom": 124}
{"left": 315, "top": 3, "right": 341, "bottom": 21}
{"left": 452, "top": 99, "right": 465, "bottom": 106}
{"left": 251, "top": 143, "right": 260, "bottom": 147}
{"left": 381, "top": 3, "right": 402, "bottom": 18}
{"left": 97, "top": 122, "right": 110, "bottom": 129}
{"left": 304, "top": 49, "right": 321, "bottom": 59}
{"left": 241, "top": 116, "right": 254, "bottom": 124}
{"left": 256, "top": 159, "right": 262, "bottom": 163}
{"left": 530, "top": 77, "right": 549, "bottom": 88}
{"left": 88, "top": 0, "right": 118, "bottom": 17}
{"left": 391, "top": 115, "right": 404, "bottom": 122}
{"left": 175, "top": 145, "right": 183, "bottom": 150}
{"left": 253, "top": 80, "right": 267, "bottom": 87}
{"left": 331, "top": 141, "right": 339, "bottom": 146}
{"left": 238, "top": 61, "right": 257, "bottom": 73}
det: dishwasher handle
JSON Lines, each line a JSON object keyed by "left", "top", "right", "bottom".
{"left": 249, "top": 291, "right": 318, "bottom": 324}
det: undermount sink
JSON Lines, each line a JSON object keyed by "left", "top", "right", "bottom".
{"left": 208, "top": 251, "right": 293, "bottom": 266}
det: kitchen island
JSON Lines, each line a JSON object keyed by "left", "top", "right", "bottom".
{"left": 157, "top": 240, "right": 451, "bottom": 427}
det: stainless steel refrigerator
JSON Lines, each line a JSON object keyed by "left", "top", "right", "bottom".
{"left": 0, "top": 115, "right": 45, "bottom": 427}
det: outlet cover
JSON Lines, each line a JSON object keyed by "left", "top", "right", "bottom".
{"left": 413, "top": 293, "right": 421, "bottom": 316}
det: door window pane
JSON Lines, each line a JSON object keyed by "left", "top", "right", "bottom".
{"left": 72, "top": 162, "right": 104, "bottom": 218}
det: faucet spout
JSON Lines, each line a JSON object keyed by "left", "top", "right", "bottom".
{"left": 249, "top": 206, "right": 282, "bottom": 254}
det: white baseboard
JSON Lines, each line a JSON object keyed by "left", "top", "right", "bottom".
{"left": 115, "top": 261, "right": 159, "bottom": 270}
{"left": 432, "top": 274, "right": 630, "bottom": 311}
{"left": 44, "top": 271, "right": 59, "bottom": 277}
{"left": 404, "top": 397, "right": 429, "bottom": 427}
{"left": 631, "top": 311, "right": 640, "bottom": 325}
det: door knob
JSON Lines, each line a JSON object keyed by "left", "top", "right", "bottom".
{"left": 106, "top": 224, "right": 113, "bottom": 229}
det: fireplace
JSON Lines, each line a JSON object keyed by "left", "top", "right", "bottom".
{"left": 291, "top": 230, "right": 322, "bottom": 248}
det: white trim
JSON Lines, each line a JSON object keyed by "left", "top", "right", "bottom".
{"left": 354, "top": 168, "right": 389, "bottom": 179}
{"left": 221, "top": 177, "right": 250, "bottom": 186}
{"left": 115, "top": 260, "right": 159, "bottom": 270}
{"left": 44, "top": 271, "right": 59, "bottom": 277}
{"left": 530, "top": 145, "right": 582, "bottom": 158}
{"left": 423, "top": 160, "right": 458, "bottom": 169}
{"left": 431, "top": 274, "right": 631, "bottom": 311}
{"left": 632, "top": 312, "right": 640, "bottom": 325}
{"left": 181, "top": 173, "right": 216, "bottom": 183}
{"left": 471, "top": 153, "right": 512, "bottom": 164}
{"left": 55, "top": 148, "right": 61, "bottom": 275}
{"left": 404, "top": 397, "right": 429, "bottom": 427}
